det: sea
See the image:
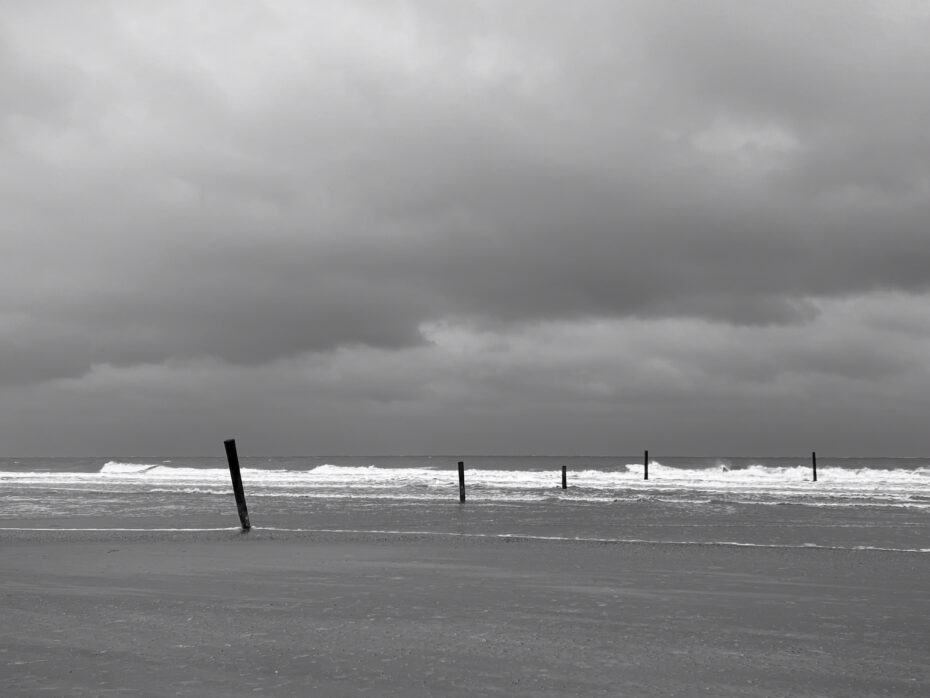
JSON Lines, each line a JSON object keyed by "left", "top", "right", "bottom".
{"left": 2, "top": 455, "right": 928, "bottom": 552}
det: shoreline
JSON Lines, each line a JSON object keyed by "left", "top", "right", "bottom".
{"left": 2, "top": 525, "right": 929, "bottom": 554}
{"left": 2, "top": 494, "right": 928, "bottom": 550}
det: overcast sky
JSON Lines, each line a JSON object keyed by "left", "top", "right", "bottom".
{"left": 3, "top": 0, "right": 930, "bottom": 456}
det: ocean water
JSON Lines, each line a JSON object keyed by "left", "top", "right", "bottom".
{"left": 2, "top": 455, "right": 928, "bottom": 551}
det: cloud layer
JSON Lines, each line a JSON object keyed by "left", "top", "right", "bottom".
{"left": 2, "top": 1, "right": 929, "bottom": 454}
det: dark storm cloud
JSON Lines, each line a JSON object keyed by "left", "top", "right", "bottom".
{"left": 6, "top": 295, "right": 930, "bottom": 455}
{"left": 2, "top": 0, "right": 929, "bottom": 389}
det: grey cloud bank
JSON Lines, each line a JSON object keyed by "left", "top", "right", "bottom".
{"left": 2, "top": 1, "right": 929, "bottom": 454}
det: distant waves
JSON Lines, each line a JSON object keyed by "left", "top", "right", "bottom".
{"left": 0, "top": 460, "right": 927, "bottom": 509}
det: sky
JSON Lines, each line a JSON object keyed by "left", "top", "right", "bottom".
{"left": 2, "top": 0, "right": 930, "bottom": 456}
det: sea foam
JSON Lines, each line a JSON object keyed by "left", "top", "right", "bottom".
{"left": 0, "top": 460, "right": 927, "bottom": 508}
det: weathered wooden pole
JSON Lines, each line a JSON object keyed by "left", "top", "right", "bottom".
{"left": 224, "top": 439, "right": 251, "bottom": 531}
{"left": 458, "top": 461, "right": 466, "bottom": 503}
{"left": 812, "top": 451, "right": 817, "bottom": 482}
{"left": 644, "top": 450, "right": 649, "bottom": 481}
{"left": 561, "top": 465, "right": 567, "bottom": 490}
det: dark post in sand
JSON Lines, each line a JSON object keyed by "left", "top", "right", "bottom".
{"left": 644, "top": 450, "right": 649, "bottom": 481}
{"left": 562, "top": 465, "right": 567, "bottom": 490}
{"left": 458, "top": 461, "right": 466, "bottom": 503}
{"left": 812, "top": 451, "right": 817, "bottom": 482}
{"left": 224, "top": 439, "right": 251, "bottom": 531}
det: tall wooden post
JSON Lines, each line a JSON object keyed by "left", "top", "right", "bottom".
{"left": 812, "top": 451, "right": 817, "bottom": 482}
{"left": 561, "top": 465, "right": 567, "bottom": 490}
{"left": 458, "top": 461, "right": 466, "bottom": 503}
{"left": 644, "top": 450, "right": 649, "bottom": 481}
{"left": 224, "top": 439, "right": 251, "bottom": 531}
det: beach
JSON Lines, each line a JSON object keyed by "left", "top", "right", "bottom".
{"left": 4, "top": 0, "right": 930, "bottom": 694}
{"left": 2, "top": 456, "right": 929, "bottom": 695}
{"left": 2, "top": 528, "right": 928, "bottom": 697}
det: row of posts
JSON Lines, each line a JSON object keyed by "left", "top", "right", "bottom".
{"left": 224, "top": 439, "right": 820, "bottom": 530}
{"left": 455, "top": 450, "right": 818, "bottom": 501}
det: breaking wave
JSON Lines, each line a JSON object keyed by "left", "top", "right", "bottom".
{"left": 0, "top": 460, "right": 925, "bottom": 508}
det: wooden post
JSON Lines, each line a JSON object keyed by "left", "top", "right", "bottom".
{"left": 458, "top": 461, "right": 466, "bottom": 503}
{"left": 561, "top": 465, "right": 567, "bottom": 490}
{"left": 812, "top": 451, "right": 817, "bottom": 482}
{"left": 644, "top": 450, "right": 649, "bottom": 481}
{"left": 224, "top": 439, "right": 251, "bottom": 531}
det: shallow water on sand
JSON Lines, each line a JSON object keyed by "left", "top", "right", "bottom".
{"left": 2, "top": 456, "right": 928, "bottom": 551}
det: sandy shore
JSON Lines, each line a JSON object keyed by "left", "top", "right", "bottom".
{"left": 1, "top": 529, "right": 928, "bottom": 696}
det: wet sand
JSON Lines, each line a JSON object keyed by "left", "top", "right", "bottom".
{"left": 1, "top": 529, "right": 928, "bottom": 696}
